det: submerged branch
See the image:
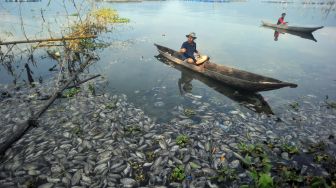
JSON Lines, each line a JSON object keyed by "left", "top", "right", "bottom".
{"left": 0, "top": 35, "right": 97, "bottom": 46}
{"left": 67, "top": 74, "right": 101, "bottom": 89}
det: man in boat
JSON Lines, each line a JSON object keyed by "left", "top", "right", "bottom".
{"left": 179, "top": 32, "right": 209, "bottom": 66}
{"left": 277, "top": 13, "right": 288, "bottom": 25}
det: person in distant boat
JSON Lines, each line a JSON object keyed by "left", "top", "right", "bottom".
{"left": 179, "top": 32, "right": 209, "bottom": 66}
{"left": 277, "top": 13, "right": 288, "bottom": 25}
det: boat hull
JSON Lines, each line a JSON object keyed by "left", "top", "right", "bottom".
{"left": 261, "top": 21, "right": 323, "bottom": 33}
{"left": 154, "top": 44, "right": 297, "bottom": 92}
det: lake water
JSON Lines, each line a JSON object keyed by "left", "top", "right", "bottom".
{"left": 1, "top": 0, "right": 336, "bottom": 122}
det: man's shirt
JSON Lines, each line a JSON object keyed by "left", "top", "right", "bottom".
{"left": 181, "top": 41, "right": 198, "bottom": 59}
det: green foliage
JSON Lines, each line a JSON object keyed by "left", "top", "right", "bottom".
{"left": 171, "top": 165, "right": 186, "bottom": 182}
{"left": 310, "top": 177, "right": 329, "bottom": 188}
{"left": 238, "top": 143, "right": 264, "bottom": 156}
{"left": 289, "top": 101, "right": 300, "bottom": 110}
{"left": 145, "top": 151, "right": 156, "bottom": 162}
{"left": 238, "top": 142, "right": 252, "bottom": 153}
{"left": 215, "top": 166, "right": 238, "bottom": 182}
{"left": 88, "top": 83, "right": 95, "bottom": 95}
{"left": 129, "top": 161, "right": 147, "bottom": 183}
{"left": 124, "top": 124, "right": 141, "bottom": 135}
{"left": 71, "top": 126, "right": 83, "bottom": 136}
{"left": 184, "top": 108, "right": 196, "bottom": 117}
{"left": 249, "top": 170, "right": 274, "bottom": 188}
{"left": 63, "top": 88, "right": 80, "bottom": 97}
{"left": 261, "top": 156, "right": 272, "bottom": 173}
{"left": 242, "top": 154, "right": 253, "bottom": 167}
{"left": 135, "top": 170, "right": 146, "bottom": 182}
{"left": 314, "top": 153, "right": 330, "bottom": 163}
{"left": 70, "top": 13, "right": 79, "bottom": 16}
{"left": 308, "top": 141, "right": 325, "bottom": 153}
{"left": 79, "top": 38, "right": 95, "bottom": 49}
{"left": 250, "top": 170, "right": 259, "bottom": 182}
{"left": 258, "top": 173, "right": 274, "bottom": 188}
{"left": 92, "top": 8, "right": 130, "bottom": 24}
{"left": 176, "top": 134, "right": 189, "bottom": 148}
{"left": 106, "top": 99, "right": 117, "bottom": 109}
{"left": 282, "top": 144, "right": 299, "bottom": 154}
{"left": 280, "top": 166, "right": 304, "bottom": 184}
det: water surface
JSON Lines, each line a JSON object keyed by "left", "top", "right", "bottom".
{"left": 1, "top": 0, "right": 335, "bottom": 121}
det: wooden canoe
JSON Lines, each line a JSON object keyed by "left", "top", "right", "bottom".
{"left": 155, "top": 54, "right": 274, "bottom": 114}
{"left": 262, "top": 21, "right": 323, "bottom": 33}
{"left": 154, "top": 44, "right": 298, "bottom": 92}
{"left": 262, "top": 24, "right": 317, "bottom": 42}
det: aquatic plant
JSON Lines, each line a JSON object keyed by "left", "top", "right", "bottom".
{"left": 67, "top": 8, "right": 129, "bottom": 51}
{"left": 63, "top": 88, "right": 80, "bottom": 97}
{"left": 71, "top": 126, "right": 83, "bottom": 136}
{"left": 289, "top": 101, "right": 300, "bottom": 111}
{"left": 308, "top": 141, "right": 326, "bottom": 153}
{"left": 130, "top": 161, "right": 141, "bottom": 171}
{"left": 281, "top": 144, "right": 299, "bottom": 154}
{"left": 279, "top": 166, "right": 304, "bottom": 184}
{"left": 258, "top": 173, "right": 274, "bottom": 188}
{"left": 238, "top": 154, "right": 253, "bottom": 169}
{"left": 91, "top": 8, "right": 129, "bottom": 24}
{"left": 171, "top": 165, "right": 186, "bottom": 182}
{"left": 309, "top": 176, "right": 329, "bottom": 188}
{"left": 250, "top": 170, "right": 274, "bottom": 188}
{"left": 176, "top": 134, "right": 189, "bottom": 148}
{"left": 70, "top": 13, "right": 79, "bottom": 17}
{"left": 238, "top": 143, "right": 264, "bottom": 156}
{"left": 314, "top": 153, "right": 330, "bottom": 163}
{"left": 106, "top": 99, "right": 117, "bottom": 109}
{"left": 215, "top": 166, "right": 238, "bottom": 182}
{"left": 183, "top": 108, "right": 196, "bottom": 117}
{"left": 88, "top": 83, "right": 95, "bottom": 95}
{"left": 135, "top": 170, "right": 146, "bottom": 182}
{"left": 124, "top": 125, "right": 141, "bottom": 135}
{"left": 258, "top": 155, "right": 272, "bottom": 173}
{"left": 25, "top": 178, "right": 37, "bottom": 188}
{"left": 145, "top": 151, "right": 156, "bottom": 162}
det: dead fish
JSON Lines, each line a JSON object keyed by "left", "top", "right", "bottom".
{"left": 94, "top": 163, "right": 107, "bottom": 174}
{"left": 159, "top": 140, "right": 167, "bottom": 150}
{"left": 71, "top": 170, "right": 83, "bottom": 185}
{"left": 120, "top": 178, "right": 137, "bottom": 188}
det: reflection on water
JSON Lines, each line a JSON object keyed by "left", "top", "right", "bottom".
{"left": 155, "top": 55, "right": 274, "bottom": 115}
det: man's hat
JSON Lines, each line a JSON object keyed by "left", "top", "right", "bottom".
{"left": 186, "top": 32, "right": 197, "bottom": 39}
{"left": 282, "top": 13, "right": 286, "bottom": 16}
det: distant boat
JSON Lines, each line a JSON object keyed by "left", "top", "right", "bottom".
{"left": 262, "top": 21, "right": 323, "bottom": 33}
{"left": 155, "top": 55, "right": 274, "bottom": 114}
{"left": 262, "top": 24, "right": 318, "bottom": 42}
{"left": 154, "top": 44, "right": 298, "bottom": 92}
